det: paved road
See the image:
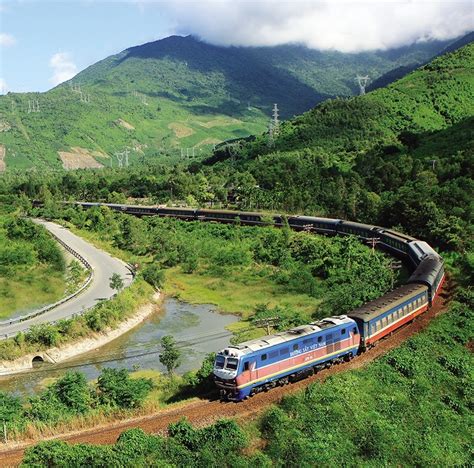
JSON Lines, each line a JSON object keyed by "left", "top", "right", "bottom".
{"left": 0, "top": 220, "right": 133, "bottom": 337}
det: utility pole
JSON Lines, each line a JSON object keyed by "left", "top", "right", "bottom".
{"left": 356, "top": 75, "right": 370, "bottom": 95}
{"left": 389, "top": 260, "right": 403, "bottom": 289}
{"left": 366, "top": 237, "right": 380, "bottom": 254}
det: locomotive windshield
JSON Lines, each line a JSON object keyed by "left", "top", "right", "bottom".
{"left": 226, "top": 358, "right": 238, "bottom": 370}
{"left": 214, "top": 355, "right": 239, "bottom": 371}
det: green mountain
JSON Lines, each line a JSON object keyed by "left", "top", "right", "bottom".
{"left": 367, "top": 31, "right": 474, "bottom": 91}
{"left": 0, "top": 34, "right": 463, "bottom": 171}
{"left": 207, "top": 42, "right": 473, "bottom": 248}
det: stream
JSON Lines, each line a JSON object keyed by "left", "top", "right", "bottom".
{"left": 0, "top": 298, "right": 237, "bottom": 396}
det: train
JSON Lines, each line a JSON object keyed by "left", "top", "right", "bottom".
{"left": 49, "top": 202, "right": 445, "bottom": 401}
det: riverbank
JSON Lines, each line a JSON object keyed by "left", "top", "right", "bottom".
{"left": 0, "top": 291, "right": 162, "bottom": 376}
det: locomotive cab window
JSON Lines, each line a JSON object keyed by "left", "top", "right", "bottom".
{"left": 243, "top": 362, "right": 250, "bottom": 371}
{"left": 341, "top": 328, "right": 346, "bottom": 335}
{"left": 352, "top": 327, "right": 358, "bottom": 335}
{"left": 226, "top": 358, "right": 238, "bottom": 370}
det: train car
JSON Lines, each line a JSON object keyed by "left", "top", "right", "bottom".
{"left": 109, "top": 204, "right": 157, "bottom": 216}
{"left": 236, "top": 211, "right": 266, "bottom": 225}
{"left": 336, "top": 220, "right": 378, "bottom": 240}
{"left": 407, "top": 240, "right": 439, "bottom": 267}
{"left": 287, "top": 216, "right": 340, "bottom": 235}
{"left": 348, "top": 284, "right": 429, "bottom": 348}
{"left": 373, "top": 228, "right": 416, "bottom": 258}
{"left": 196, "top": 209, "right": 241, "bottom": 223}
{"left": 407, "top": 255, "right": 445, "bottom": 305}
{"left": 156, "top": 207, "right": 197, "bottom": 219}
{"left": 214, "top": 315, "right": 360, "bottom": 401}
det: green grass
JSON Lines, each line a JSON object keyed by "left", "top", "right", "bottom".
{"left": 0, "top": 266, "right": 66, "bottom": 319}
{"left": 163, "top": 266, "right": 320, "bottom": 319}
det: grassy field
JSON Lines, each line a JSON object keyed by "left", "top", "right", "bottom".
{"left": 163, "top": 266, "right": 320, "bottom": 319}
{"left": 0, "top": 266, "right": 66, "bottom": 319}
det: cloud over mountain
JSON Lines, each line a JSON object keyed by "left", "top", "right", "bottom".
{"left": 152, "top": 0, "right": 473, "bottom": 52}
{"left": 49, "top": 52, "right": 78, "bottom": 86}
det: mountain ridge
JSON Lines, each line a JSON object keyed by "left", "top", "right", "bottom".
{"left": 0, "top": 33, "right": 469, "bottom": 171}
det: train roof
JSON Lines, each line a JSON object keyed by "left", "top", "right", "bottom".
{"left": 379, "top": 228, "right": 417, "bottom": 242}
{"left": 290, "top": 215, "right": 341, "bottom": 224}
{"left": 407, "top": 255, "right": 444, "bottom": 286}
{"left": 409, "top": 240, "right": 439, "bottom": 259}
{"left": 224, "top": 315, "right": 354, "bottom": 356}
{"left": 338, "top": 220, "right": 378, "bottom": 231}
{"left": 347, "top": 283, "right": 427, "bottom": 322}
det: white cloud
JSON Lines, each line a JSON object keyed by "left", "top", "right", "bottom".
{"left": 140, "top": 0, "right": 474, "bottom": 52}
{"left": 0, "top": 33, "right": 16, "bottom": 47}
{"left": 0, "top": 78, "right": 8, "bottom": 94}
{"left": 49, "top": 52, "right": 78, "bottom": 86}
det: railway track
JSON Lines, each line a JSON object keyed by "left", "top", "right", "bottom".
{"left": 0, "top": 282, "right": 452, "bottom": 467}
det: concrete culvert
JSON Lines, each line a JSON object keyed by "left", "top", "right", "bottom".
{"left": 32, "top": 355, "right": 45, "bottom": 366}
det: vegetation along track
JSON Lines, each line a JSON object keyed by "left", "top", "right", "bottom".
{"left": 0, "top": 280, "right": 453, "bottom": 467}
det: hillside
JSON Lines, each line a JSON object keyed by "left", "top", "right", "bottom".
{"left": 0, "top": 34, "right": 463, "bottom": 171}
{"left": 367, "top": 31, "right": 474, "bottom": 91}
{"left": 204, "top": 42, "right": 473, "bottom": 248}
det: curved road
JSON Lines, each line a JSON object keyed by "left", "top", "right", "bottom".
{"left": 0, "top": 220, "right": 133, "bottom": 337}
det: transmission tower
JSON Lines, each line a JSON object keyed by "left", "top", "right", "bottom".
{"left": 115, "top": 152, "right": 125, "bottom": 168}
{"left": 356, "top": 75, "right": 370, "bottom": 95}
{"left": 124, "top": 148, "right": 130, "bottom": 167}
{"left": 27, "top": 100, "right": 40, "bottom": 113}
{"left": 272, "top": 103, "right": 280, "bottom": 133}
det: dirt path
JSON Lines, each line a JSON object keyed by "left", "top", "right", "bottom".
{"left": 0, "top": 284, "right": 452, "bottom": 466}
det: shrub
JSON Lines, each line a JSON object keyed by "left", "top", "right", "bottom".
{"left": 97, "top": 368, "right": 154, "bottom": 409}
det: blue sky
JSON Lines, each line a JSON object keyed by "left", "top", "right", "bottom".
{"left": 0, "top": 0, "right": 172, "bottom": 93}
{"left": 1, "top": 0, "right": 472, "bottom": 94}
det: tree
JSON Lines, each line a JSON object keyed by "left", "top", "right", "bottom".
{"left": 97, "top": 368, "right": 153, "bottom": 409}
{"left": 159, "top": 335, "right": 181, "bottom": 377}
{"left": 0, "top": 391, "right": 23, "bottom": 429}
{"left": 109, "top": 273, "right": 124, "bottom": 292}
{"left": 52, "top": 372, "right": 92, "bottom": 415}
{"left": 142, "top": 265, "right": 165, "bottom": 289}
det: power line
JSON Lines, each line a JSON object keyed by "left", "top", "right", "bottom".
{"left": 18, "top": 329, "right": 239, "bottom": 376}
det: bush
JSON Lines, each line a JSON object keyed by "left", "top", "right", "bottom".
{"left": 97, "top": 368, "right": 154, "bottom": 409}
{"left": 142, "top": 265, "right": 165, "bottom": 289}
